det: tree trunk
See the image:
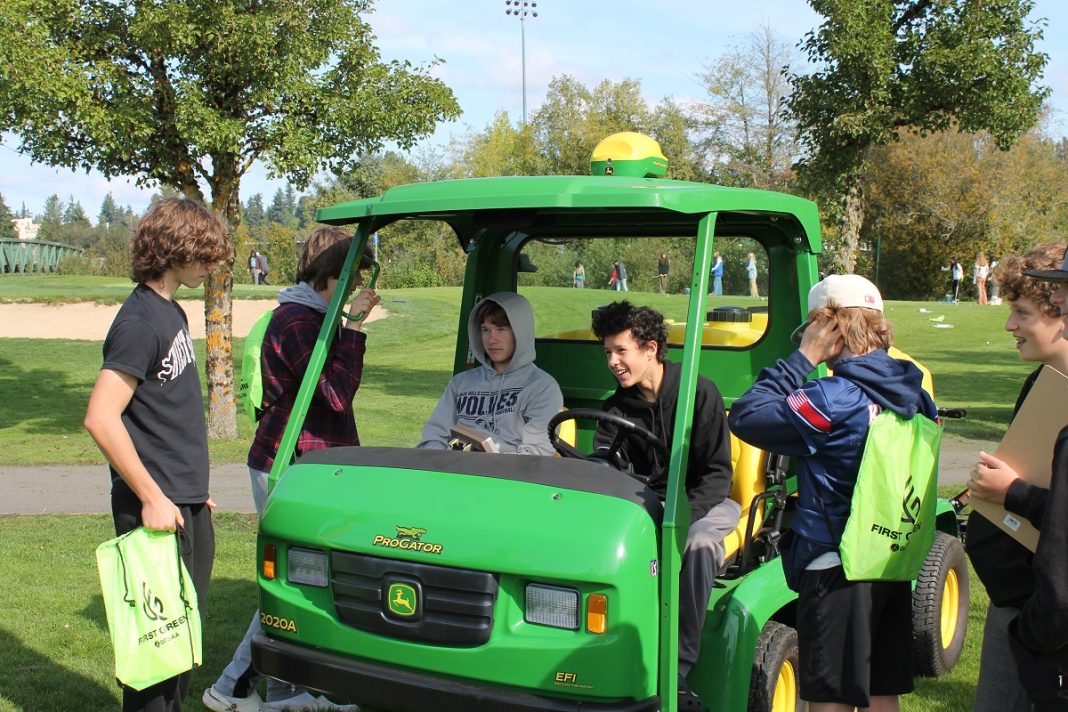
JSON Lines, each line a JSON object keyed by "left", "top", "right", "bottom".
{"left": 837, "top": 176, "right": 865, "bottom": 274}
{"left": 204, "top": 266, "right": 236, "bottom": 438}
{"left": 204, "top": 171, "right": 241, "bottom": 440}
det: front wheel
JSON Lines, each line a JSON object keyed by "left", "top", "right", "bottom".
{"left": 912, "top": 531, "right": 969, "bottom": 676}
{"left": 749, "top": 621, "right": 801, "bottom": 712}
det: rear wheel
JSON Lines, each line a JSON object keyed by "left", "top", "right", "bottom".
{"left": 749, "top": 621, "right": 801, "bottom": 712}
{"left": 912, "top": 531, "right": 969, "bottom": 676}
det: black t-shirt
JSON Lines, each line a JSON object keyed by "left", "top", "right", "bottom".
{"left": 102, "top": 284, "right": 209, "bottom": 503}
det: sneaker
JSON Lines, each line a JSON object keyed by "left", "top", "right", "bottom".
{"left": 261, "top": 691, "right": 360, "bottom": 712}
{"left": 202, "top": 686, "right": 263, "bottom": 712}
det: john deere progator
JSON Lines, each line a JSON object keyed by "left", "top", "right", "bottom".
{"left": 251, "top": 134, "right": 968, "bottom": 711}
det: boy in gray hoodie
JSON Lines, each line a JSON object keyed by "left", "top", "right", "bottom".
{"left": 419, "top": 292, "right": 563, "bottom": 455}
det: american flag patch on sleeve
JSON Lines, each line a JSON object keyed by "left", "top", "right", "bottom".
{"left": 787, "top": 390, "right": 832, "bottom": 433}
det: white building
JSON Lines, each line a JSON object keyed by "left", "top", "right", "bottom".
{"left": 12, "top": 217, "right": 39, "bottom": 240}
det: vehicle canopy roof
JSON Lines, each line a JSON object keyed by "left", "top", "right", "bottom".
{"left": 316, "top": 175, "right": 821, "bottom": 254}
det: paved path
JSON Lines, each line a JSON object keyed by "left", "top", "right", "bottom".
{"left": 1, "top": 434, "right": 994, "bottom": 515}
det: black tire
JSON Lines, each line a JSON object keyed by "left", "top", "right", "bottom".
{"left": 749, "top": 621, "right": 802, "bottom": 712}
{"left": 912, "top": 530, "right": 969, "bottom": 677}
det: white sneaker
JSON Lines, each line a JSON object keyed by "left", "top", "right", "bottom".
{"left": 261, "top": 691, "right": 360, "bottom": 712}
{"left": 202, "top": 686, "right": 263, "bottom": 712}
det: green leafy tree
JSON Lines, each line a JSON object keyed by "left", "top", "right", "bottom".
{"left": 0, "top": 0, "right": 459, "bottom": 436}
{"left": 786, "top": 0, "right": 1048, "bottom": 273}
{"left": 0, "top": 193, "right": 15, "bottom": 239}
{"left": 97, "top": 194, "right": 120, "bottom": 229}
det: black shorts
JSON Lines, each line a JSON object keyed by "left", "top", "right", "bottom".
{"left": 797, "top": 566, "right": 913, "bottom": 707}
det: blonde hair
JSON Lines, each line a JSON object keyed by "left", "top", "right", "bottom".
{"left": 808, "top": 301, "right": 893, "bottom": 354}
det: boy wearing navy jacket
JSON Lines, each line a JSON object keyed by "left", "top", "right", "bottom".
{"left": 729, "top": 275, "right": 937, "bottom": 712}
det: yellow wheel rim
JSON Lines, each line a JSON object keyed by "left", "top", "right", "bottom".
{"left": 772, "top": 658, "right": 798, "bottom": 712}
{"left": 940, "top": 568, "right": 960, "bottom": 649}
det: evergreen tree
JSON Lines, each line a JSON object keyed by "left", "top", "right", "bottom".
{"left": 37, "top": 194, "right": 64, "bottom": 241}
{"left": 244, "top": 193, "right": 265, "bottom": 228}
{"left": 0, "top": 193, "right": 15, "bottom": 239}
{"left": 98, "top": 193, "right": 120, "bottom": 228}
{"left": 63, "top": 197, "right": 91, "bottom": 226}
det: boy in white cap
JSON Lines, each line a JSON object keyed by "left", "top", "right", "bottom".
{"left": 729, "top": 274, "right": 938, "bottom": 712}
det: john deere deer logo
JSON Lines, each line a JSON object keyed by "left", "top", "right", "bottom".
{"left": 387, "top": 583, "right": 418, "bottom": 618}
{"left": 395, "top": 526, "right": 427, "bottom": 539}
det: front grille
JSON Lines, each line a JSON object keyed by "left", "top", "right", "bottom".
{"left": 331, "top": 551, "right": 498, "bottom": 647}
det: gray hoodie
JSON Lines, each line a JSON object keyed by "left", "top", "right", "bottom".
{"left": 418, "top": 292, "right": 563, "bottom": 455}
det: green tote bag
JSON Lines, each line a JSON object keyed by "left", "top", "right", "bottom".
{"left": 95, "top": 527, "right": 202, "bottom": 690}
{"left": 839, "top": 409, "right": 942, "bottom": 581}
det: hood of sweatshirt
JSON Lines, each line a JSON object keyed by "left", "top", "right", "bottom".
{"left": 277, "top": 282, "right": 329, "bottom": 313}
{"left": 833, "top": 349, "right": 937, "bottom": 420}
{"left": 467, "top": 292, "right": 536, "bottom": 375}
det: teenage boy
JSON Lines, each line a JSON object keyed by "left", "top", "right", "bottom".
{"left": 84, "top": 198, "right": 231, "bottom": 712}
{"left": 999, "top": 248, "right": 1068, "bottom": 711}
{"left": 962, "top": 243, "right": 1068, "bottom": 712}
{"left": 590, "top": 301, "right": 737, "bottom": 712}
{"left": 728, "top": 275, "right": 937, "bottom": 712}
{"left": 419, "top": 292, "right": 562, "bottom": 455}
{"left": 203, "top": 226, "right": 376, "bottom": 712}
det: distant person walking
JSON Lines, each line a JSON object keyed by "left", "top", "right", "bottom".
{"left": 711, "top": 251, "right": 724, "bottom": 296}
{"left": 249, "top": 251, "right": 261, "bottom": 285}
{"left": 573, "top": 261, "right": 585, "bottom": 289}
{"left": 256, "top": 251, "right": 270, "bottom": 285}
{"left": 975, "top": 252, "right": 990, "bottom": 305}
{"left": 658, "top": 253, "right": 670, "bottom": 294}
{"left": 615, "top": 259, "right": 629, "bottom": 292}
{"left": 746, "top": 252, "right": 758, "bottom": 298}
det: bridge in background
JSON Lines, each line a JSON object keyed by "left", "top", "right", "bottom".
{"left": 0, "top": 239, "right": 85, "bottom": 274}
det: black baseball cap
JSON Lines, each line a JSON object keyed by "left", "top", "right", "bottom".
{"left": 1024, "top": 247, "right": 1068, "bottom": 282}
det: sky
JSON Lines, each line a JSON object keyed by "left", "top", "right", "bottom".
{"left": 2, "top": 0, "right": 1067, "bottom": 222}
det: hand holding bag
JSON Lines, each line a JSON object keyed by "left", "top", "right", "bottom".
{"left": 96, "top": 527, "right": 202, "bottom": 690}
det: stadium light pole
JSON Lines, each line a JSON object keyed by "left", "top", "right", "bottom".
{"left": 504, "top": 0, "right": 538, "bottom": 125}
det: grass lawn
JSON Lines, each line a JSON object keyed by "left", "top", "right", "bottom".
{"left": 0, "top": 274, "right": 280, "bottom": 304}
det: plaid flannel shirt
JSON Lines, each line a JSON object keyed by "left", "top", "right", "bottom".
{"left": 247, "top": 302, "right": 366, "bottom": 472}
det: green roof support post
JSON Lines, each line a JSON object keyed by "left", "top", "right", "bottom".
{"left": 267, "top": 223, "right": 371, "bottom": 493}
{"left": 657, "top": 211, "right": 716, "bottom": 712}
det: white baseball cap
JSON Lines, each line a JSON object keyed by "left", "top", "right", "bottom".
{"left": 791, "top": 274, "right": 884, "bottom": 343}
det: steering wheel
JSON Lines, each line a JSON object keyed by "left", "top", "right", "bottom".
{"left": 547, "top": 408, "right": 669, "bottom": 471}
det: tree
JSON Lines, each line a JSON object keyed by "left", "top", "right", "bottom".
{"left": 244, "top": 194, "right": 266, "bottom": 229}
{"left": 266, "top": 186, "right": 298, "bottom": 227}
{"left": 786, "top": 0, "right": 1048, "bottom": 272}
{"left": 0, "top": 0, "right": 460, "bottom": 437}
{"left": 0, "top": 193, "right": 15, "bottom": 239}
{"left": 37, "top": 194, "right": 63, "bottom": 242}
{"left": 694, "top": 22, "right": 799, "bottom": 189}
{"left": 98, "top": 194, "right": 120, "bottom": 229}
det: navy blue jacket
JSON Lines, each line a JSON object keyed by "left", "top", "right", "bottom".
{"left": 728, "top": 349, "right": 937, "bottom": 571}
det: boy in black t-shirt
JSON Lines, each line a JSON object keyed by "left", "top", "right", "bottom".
{"left": 85, "top": 197, "right": 231, "bottom": 712}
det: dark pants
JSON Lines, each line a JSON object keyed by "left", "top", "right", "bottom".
{"left": 112, "top": 488, "right": 215, "bottom": 712}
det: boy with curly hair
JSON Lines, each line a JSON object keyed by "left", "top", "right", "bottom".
{"left": 590, "top": 301, "right": 736, "bottom": 712}
{"left": 84, "top": 197, "right": 232, "bottom": 712}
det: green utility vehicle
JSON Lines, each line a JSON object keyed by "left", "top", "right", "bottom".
{"left": 251, "top": 141, "right": 968, "bottom": 712}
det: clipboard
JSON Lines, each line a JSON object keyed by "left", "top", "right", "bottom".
{"left": 970, "top": 365, "right": 1068, "bottom": 551}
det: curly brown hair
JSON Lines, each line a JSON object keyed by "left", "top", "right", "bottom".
{"left": 130, "top": 198, "right": 231, "bottom": 282}
{"left": 807, "top": 302, "right": 893, "bottom": 354}
{"left": 591, "top": 301, "right": 668, "bottom": 362}
{"left": 994, "top": 243, "right": 1066, "bottom": 317}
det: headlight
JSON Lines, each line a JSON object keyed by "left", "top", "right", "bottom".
{"left": 288, "top": 547, "right": 328, "bottom": 587}
{"left": 525, "top": 583, "right": 579, "bottom": 630}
